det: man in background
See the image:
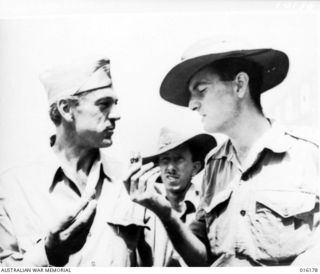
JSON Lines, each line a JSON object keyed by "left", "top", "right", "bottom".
{"left": 142, "top": 127, "right": 216, "bottom": 266}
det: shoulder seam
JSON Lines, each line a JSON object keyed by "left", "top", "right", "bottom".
{"left": 285, "top": 132, "right": 319, "bottom": 148}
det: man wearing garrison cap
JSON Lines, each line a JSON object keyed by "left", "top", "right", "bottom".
{"left": 124, "top": 39, "right": 319, "bottom": 266}
{"left": 0, "top": 57, "right": 150, "bottom": 266}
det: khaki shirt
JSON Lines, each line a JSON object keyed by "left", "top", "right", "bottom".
{"left": 190, "top": 121, "right": 319, "bottom": 266}
{"left": 145, "top": 183, "right": 200, "bottom": 266}
{"left": 0, "top": 147, "right": 148, "bottom": 267}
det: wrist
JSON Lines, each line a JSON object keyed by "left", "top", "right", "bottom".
{"left": 149, "top": 195, "right": 172, "bottom": 219}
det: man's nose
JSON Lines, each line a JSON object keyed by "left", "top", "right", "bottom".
{"left": 109, "top": 104, "right": 121, "bottom": 121}
{"left": 166, "top": 162, "right": 176, "bottom": 173}
{"left": 188, "top": 97, "right": 200, "bottom": 112}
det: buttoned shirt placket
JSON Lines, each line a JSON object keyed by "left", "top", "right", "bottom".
{"left": 58, "top": 155, "right": 102, "bottom": 197}
{"left": 223, "top": 153, "right": 246, "bottom": 257}
{"left": 226, "top": 134, "right": 274, "bottom": 260}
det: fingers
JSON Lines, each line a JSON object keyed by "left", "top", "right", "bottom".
{"left": 76, "top": 190, "right": 96, "bottom": 212}
{"left": 61, "top": 190, "right": 96, "bottom": 228}
{"left": 138, "top": 168, "right": 161, "bottom": 193}
{"left": 50, "top": 192, "right": 95, "bottom": 234}
{"left": 59, "top": 199, "right": 97, "bottom": 241}
{"left": 123, "top": 153, "right": 143, "bottom": 192}
{"left": 124, "top": 162, "right": 141, "bottom": 192}
{"left": 148, "top": 170, "right": 161, "bottom": 186}
{"left": 153, "top": 183, "right": 162, "bottom": 195}
{"left": 125, "top": 162, "right": 155, "bottom": 194}
{"left": 131, "top": 162, "right": 155, "bottom": 183}
{"left": 130, "top": 163, "right": 155, "bottom": 193}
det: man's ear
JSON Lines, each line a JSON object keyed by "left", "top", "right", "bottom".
{"left": 56, "top": 99, "right": 74, "bottom": 122}
{"left": 233, "top": 72, "right": 249, "bottom": 98}
{"left": 192, "top": 161, "right": 202, "bottom": 177}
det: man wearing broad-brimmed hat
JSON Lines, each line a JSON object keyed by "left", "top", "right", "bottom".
{"left": 0, "top": 57, "right": 149, "bottom": 267}
{"left": 142, "top": 127, "right": 216, "bottom": 266}
{"left": 124, "top": 38, "right": 319, "bottom": 266}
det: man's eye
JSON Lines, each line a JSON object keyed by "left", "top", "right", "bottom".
{"left": 177, "top": 157, "right": 185, "bottom": 162}
{"left": 160, "top": 158, "right": 169, "bottom": 163}
{"left": 199, "top": 88, "right": 207, "bottom": 94}
{"left": 100, "top": 101, "right": 113, "bottom": 108}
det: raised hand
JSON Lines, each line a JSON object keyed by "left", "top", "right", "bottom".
{"left": 123, "top": 153, "right": 169, "bottom": 212}
{"left": 44, "top": 191, "right": 97, "bottom": 266}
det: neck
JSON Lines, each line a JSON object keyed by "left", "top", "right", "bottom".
{"left": 225, "top": 107, "right": 270, "bottom": 164}
{"left": 53, "top": 127, "right": 99, "bottom": 176}
{"left": 166, "top": 183, "right": 191, "bottom": 213}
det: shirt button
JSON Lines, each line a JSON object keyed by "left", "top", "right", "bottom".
{"left": 240, "top": 210, "right": 246, "bottom": 216}
{"left": 91, "top": 261, "right": 96, "bottom": 266}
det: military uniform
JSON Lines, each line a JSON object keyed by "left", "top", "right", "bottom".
{"left": 0, "top": 145, "right": 148, "bottom": 266}
{"left": 190, "top": 121, "right": 319, "bottom": 266}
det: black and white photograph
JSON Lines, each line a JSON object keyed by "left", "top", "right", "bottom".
{"left": 0, "top": 0, "right": 319, "bottom": 271}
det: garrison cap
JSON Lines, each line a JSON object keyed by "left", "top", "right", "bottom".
{"left": 39, "top": 57, "right": 112, "bottom": 105}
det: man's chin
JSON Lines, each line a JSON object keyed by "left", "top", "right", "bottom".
{"left": 164, "top": 181, "right": 181, "bottom": 191}
{"left": 168, "top": 186, "right": 188, "bottom": 195}
{"left": 100, "top": 139, "right": 113, "bottom": 148}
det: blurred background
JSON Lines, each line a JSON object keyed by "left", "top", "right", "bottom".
{"left": 0, "top": 1, "right": 319, "bottom": 180}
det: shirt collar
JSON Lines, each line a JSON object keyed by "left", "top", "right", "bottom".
{"left": 207, "top": 139, "right": 236, "bottom": 161}
{"left": 183, "top": 182, "right": 200, "bottom": 208}
{"left": 180, "top": 183, "right": 199, "bottom": 219}
{"left": 242, "top": 119, "right": 293, "bottom": 159}
{"left": 207, "top": 119, "right": 292, "bottom": 162}
{"left": 46, "top": 135, "right": 117, "bottom": 193}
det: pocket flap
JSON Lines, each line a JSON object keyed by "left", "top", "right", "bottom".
{"left": 105, "top": 199, "right": 149, "bottom": 228}
{"left": 256, "top": 190, "right": 316, "bottom": 218}
{"left": 106, "top": 217, "right": 149, "bottom": 228}
{"left": 104, "top": 183, "right": 149, "bottom": 228}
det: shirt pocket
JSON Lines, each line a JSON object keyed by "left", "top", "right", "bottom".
{"left": 107, "top": 217, "right": 148, "bottom": 266}
{"left": 256, "top": 189, "right": 316, "bottom": 217}
{"left": 105, "top": 200, "right": 148, "bottom": 260}
{"left": 107, "top": 221, "right": 143, "bottom": 249}
{"left": 253, "top": 189, "right": 317, "bottom": 262}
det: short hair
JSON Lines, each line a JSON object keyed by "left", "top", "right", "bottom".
{"left": 206, "top": 58, "right": 264, "bottom": 113}
{"left": 48, "top": 97, "right": 79, "bottom": 126}
{"left": 49, "top": 102, "right": 62, "bottom": 126}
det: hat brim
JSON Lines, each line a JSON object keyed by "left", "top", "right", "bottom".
{"left": 142, "top": 133, "right": 216, "bottom": 173}
{"left": 160, "top": 48, "right": 289, "bottom": 107}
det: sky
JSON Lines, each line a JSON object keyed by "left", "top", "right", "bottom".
{"left": 0, "top": 1, "right": 319, "bottom": 173}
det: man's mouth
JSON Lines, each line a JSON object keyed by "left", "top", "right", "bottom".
{"left": 166, "top": 174, "right": 179, "bottom": 180}
{"left": 104, "top": 128, "right": 115, "bottom": 137}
